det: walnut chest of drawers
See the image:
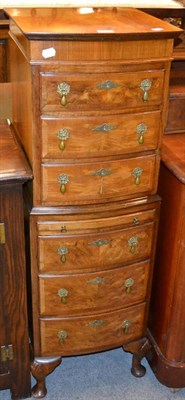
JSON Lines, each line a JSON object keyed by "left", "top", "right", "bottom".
{"left": 6, "top": 6, "right": 181, "bottom": 398}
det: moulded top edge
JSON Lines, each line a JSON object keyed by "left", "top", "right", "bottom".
{"left": 5, "top": 7, "right": 182, "bottom": 40}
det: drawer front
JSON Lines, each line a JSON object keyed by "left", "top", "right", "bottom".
{"left": 41, "top": 70, "right": 164, "bottom": 113}
{"left": 40, "top": 303, "right": 146, "bottom": 356}
{"left": 38, "top": 222, "right": 154, "bottom": 273}
{"left": 41, "top": 155, "right": 157, "bottom": 204}
{"left": 37, "top": 208, "right": 156, "bottom": 235}
{"left": 39, "top": 260, "right": 149, "bottom": 316}
{"left": 41, "top": 111, "right": 161, "bottom": 159}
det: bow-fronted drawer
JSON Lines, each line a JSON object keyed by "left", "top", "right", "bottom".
{"left": 39, "top": 303, "right": 146, "bottom": 356}
{"left": 41, "top": 70, "right": 164, "bottom": 113}
{"left": 38, "top": 221, "right": 154, "bottom": 273}
{"left": 39, "top": 260, "right": 150, "bottom": 316}
{"left": 41, "top": 154, "right": 159, "bottom": 205}
{"left": 41, "top": 110, "right": 161, "bottom": 159}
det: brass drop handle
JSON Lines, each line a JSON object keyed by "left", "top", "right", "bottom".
{"left": 132, "top": 167, "right": 143, "bottom": 185}
{"left": 57, "top": 330, "right": 68, "bottom": 344}
{"left": 122, "top": 320, "right": 131, "bottom": 334}
{"left": 136, "top": 123, "right": 148, "bottom": 145}
{"left": 128, "top": 236, "right": 138, "bottom": 254}
{"left": 57, "top": 245, "right": 69, "bottom": 263}
{"left": 61, "top": 225, "right": 67, "bottom": 233}
{"left": 57, "top": 174, "right": 69, "bottom": 194}
{"left": 140, "top": 79, "right": 152, "bottom": 102}
{"left": 57, "top": 128, "right": 70, "bottom": 151}
{"left": 124, "top": 278, "right": 135, "bottom": 294}
{"left": 57, "top": 82, "right": 70, "bottom": 106}
{"left": 58, "top": 288, "right": 69, "bottom": 304}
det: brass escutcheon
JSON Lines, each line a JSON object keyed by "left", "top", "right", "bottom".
{"left": 88, "top": 239, "right": 111, "bottom": 247}
{"left": 86, "top": 320, "right": 105, "bottom": 327}
{"left": 92, "top": 123, "right": 117, "bottom": 133}
{"left": 57, "top": 82, "right": 70, "bottom": 106}
{"left": 97, "top": 80, "right": 120, "bottom": 91}
{"left": 1, "top": 345, "right": 13, "bottom": 362}
{"left": 91, "top": 168, "right": 112, "bottom": 177}
{"left": 86, "top": 277, "right": 106, "bottom": 285}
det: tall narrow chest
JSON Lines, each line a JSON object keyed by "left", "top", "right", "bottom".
{"left": 6, "top": 7, "right": 181, "bottom": 397}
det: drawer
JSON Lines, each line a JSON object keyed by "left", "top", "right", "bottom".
{"left": 39, "top": 260, "right": 150, "bottom": 316}
{"left": 41, "top": 154, "right": 158, "bottom": 205}
{"left": 40, "top": 303, "right": 146, "bottom": 356}
{"left": 41, "top": 111, "right": 161, "bottom": 159}
{"left": 41, "top": 70, "right": 164, "bottom": 113}
{"left": 38, "top": 222, "right": 154, "bottom": 273}
{"left": 37, "top": 208, "right": 156, "bottom": 235}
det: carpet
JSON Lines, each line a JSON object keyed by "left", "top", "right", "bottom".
{"left": 1, "top": 348, "right": 185, "bottom": 399}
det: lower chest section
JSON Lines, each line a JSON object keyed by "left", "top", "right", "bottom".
{"left": 30, "top": 200, "right": 159, "bottom": 356}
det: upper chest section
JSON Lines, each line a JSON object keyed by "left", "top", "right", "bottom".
{"left": 6, "top": 6, "right": 181, "bottom": 64}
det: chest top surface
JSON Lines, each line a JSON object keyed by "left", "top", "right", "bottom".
{"left": 5, "top": 6, "right": 181, "bottom": 40}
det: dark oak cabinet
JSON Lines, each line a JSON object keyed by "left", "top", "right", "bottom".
{"left": 0, "top": 120, "right": 32, "bottom": 399}
{"left": 148, "top": 134, "right": 185, "bottom": 388}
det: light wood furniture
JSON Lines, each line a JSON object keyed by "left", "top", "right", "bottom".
{"left": 6, "top": 7, "right": 181, "bottom": 398}
{"left": 0, "top": 119, "right": 32, "bottom": 399}
{"left": 148, "top": 133, "right": 185, "bottom": 388}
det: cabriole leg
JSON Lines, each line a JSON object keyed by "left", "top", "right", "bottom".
{"left": 31, "top": 356, "right": 62, "bottom": 398}
{"left": 123, "top": 337, "right": 151, "bottom": 378}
